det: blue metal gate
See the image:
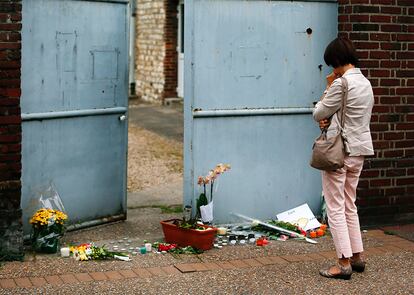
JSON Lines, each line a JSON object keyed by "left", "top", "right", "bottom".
{"left": 184, "top": 0, "right": 338, "bottom": 223}
{"left": 21, "top": 0, "right": 129, "bottom": 233}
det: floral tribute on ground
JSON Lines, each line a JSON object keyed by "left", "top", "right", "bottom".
{"left": 69, "top": 243, "right": 130, "bottom": 261}
{"left": 30, "top": 208, "right": 68, "bottom": 254}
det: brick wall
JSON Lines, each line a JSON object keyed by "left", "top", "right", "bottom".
{"left": 135, "top": 0, "right": 166, "bottom": 102}
{"left": 164, "top": 0, "right": 178, "bottom": 99}
{"left": 339, "top": 0, "right": 414, "bottom": 226}
{"left": 135, "top": 0, "right": 178, "bottom": 103}
{"left": 0, "top": 0, "right": 23, "bottom": 260}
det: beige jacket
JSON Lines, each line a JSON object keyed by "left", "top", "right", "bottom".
{"left": 313, "top": 68, "right": 374, "bottom": 156}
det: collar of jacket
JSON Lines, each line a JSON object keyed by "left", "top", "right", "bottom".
{"left": 342, "top": 67, "right": 362, "bottom": 77}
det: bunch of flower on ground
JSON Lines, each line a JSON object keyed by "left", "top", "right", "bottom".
{"left": 30, "top": 208, "right": 67, "bottom": 227}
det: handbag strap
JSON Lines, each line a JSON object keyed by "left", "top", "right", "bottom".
{"left": 339, "top": 77, "right": 349, "bottom": 129}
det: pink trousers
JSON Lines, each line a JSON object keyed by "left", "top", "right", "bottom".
{"left": 322, "top": 156, "right": 365, "bottom": 259}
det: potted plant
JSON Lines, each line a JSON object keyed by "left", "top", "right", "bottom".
{"left": 160, "top": 163, "right": 231, "bottom": 250}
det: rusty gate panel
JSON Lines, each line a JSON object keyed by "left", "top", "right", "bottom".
{"left": 184, "top": 0, "right": 338, "bottom": 222}
{"left": 21, "top": 0, "right": 129, "bottom": 233}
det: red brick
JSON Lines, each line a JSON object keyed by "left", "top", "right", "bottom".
{"left": 365, "top": 248, "right": 382, "bottom": 256}
{"left": 381, "top": 24, "right": 402, "bottom": 32}
{"left": 393, "top": 243, "right": 414, "bottom": 251}
{"left": 0, "top": 115, "right": 20, "bottom": 124}
{"left": 89, "top": 272, "right": 108, "bottom": 281}
{"left": 380, "top": 60, "right": 400, "bottom": 68}
{"left": 105, "top": 271, "right": 123, "bottom": 280}
{"left": 161, "top": 266, "right": 182, "bottom": 275}
{"left": 215, "top": 261, "right": 237, "bottom": 270}
{"left": 306, "top": 253, "right": 326, "bottom": 260}
{"left": 242, "top": 258, "right": 264, "bottom": 267}
{"left": 350, "top": 32, "right": 369, "bottom": 40}
{"left": 318, "top": 251, "right": 337, "bottom": 259}
{"left": 396, "top": 88, "right": 414, "bottom": 95}
{"left": 381, "top": 79, "right": 401, "bottom": 86}
{"left": 355, "top": 42, "right": 379, "bottom": 49}
{"left": 29, "top": 277, "right": 47, "bottom": 287}
{"left": 398, "top": 0, "right": 414, "bottom": 5}
{"left": 397, "top": 34, "right": 414, "bottom": 41}
{"left": 118, "top": 269, "right": 137, "bottom": 279}
{"left": 370, "top": 51, "right": 391, "bottom": 59}
{"left": 350, "top": 14, "right": 369, "bottom": 22}
{"left": 254, "top": 256, "right": 277, "bottom": 266}
{"left": 396, "top": 177, "right": 414, "bottom": 186}
{"left": 191, "top": 263, "right": 209, "bottom": 272}
{"left": 370, "top": 69, "right": 390, "bottom": 77}
{"left": 267, "top": 256, "right": 289, "bottom": 264}
{"left": 133, "top": 268, "right": 153, "bottom": 278}
{"left": 396, "top": 70, "right": 414, "bottom": 77}
{"left": 378, "top": 245, "right": 402, "bottom": 253}
{"left": 397, "top": 52, "right": 414, "bottom": 59}
{"left": 202, "top": 262, "right": 222, "bottom": 271}
{"left": 14, "top": 277, "right": 32, "bottom": 288}
{"left": 174, "top": 263, "right": 196, "bottom": 273}
{"left": 0, "top": 278, "right": 17, "bottom": 289}
{"left": 370, "top": 33, "right": 390, "bottom": 41}
{"left": 229, "top": 259, "right": 249, "bottom": 268}
{"left": 44, "top": 275, "right": 63, "bottom": 286}
{"left": 371, "top": 15, "right": 392, "bottom": 23}
{"left": 360, "top": 60, "right": 380, "bottom": 68}
{"left": 74, "top": 273, "right": 93, "bottom": 282}
{"left": 380, "top": 6, "right": 401, "bottom": 14}
{"left": 279, "top": 254, "right": 306, "bottom": 262}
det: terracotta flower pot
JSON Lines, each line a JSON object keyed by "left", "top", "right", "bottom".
{"left": 160, "top": 219, "right": 217, "bottom": 250}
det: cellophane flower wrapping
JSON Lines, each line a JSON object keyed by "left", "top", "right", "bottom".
{"left": 29, "top": 184, "right": 68, "bottom": 254}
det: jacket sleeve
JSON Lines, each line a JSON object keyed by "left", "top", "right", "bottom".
{"left": 313, "top": 78, "right": 343, "bottom": 122}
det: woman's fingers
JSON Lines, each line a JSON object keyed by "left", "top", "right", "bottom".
{"left": 319, "top": 119, "right": 331, "bottom": 130}
{"left": 326, "top": 72, "right": 337, "bottom": 86}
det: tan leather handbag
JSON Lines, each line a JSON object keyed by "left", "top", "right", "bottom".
{"left": 310, "top": 77, "right": 348, "bottom": 171}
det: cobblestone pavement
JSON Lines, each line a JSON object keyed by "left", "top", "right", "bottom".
{"left": 1, "top": 227, "right": 413, "bottom": 294}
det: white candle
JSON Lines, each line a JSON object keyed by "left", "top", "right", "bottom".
{"left": 217, "top": 227, "right": 227, "bottom": 235}
{"left": 60, "top": 247, "right": 70, "bottom": 258}
{"left": 145, "top": 243, "right": 152, "bottom": 252}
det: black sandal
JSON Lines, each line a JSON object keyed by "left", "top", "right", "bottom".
{"left": 350, "top": 259, "right": 366, "bottom": 273}
{"left": 319, "top": 263, "right": 352, "bottom": 280}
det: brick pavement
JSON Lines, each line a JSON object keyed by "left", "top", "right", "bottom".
{"left": 1, "top": 231, "right": 413, "bottom": 290}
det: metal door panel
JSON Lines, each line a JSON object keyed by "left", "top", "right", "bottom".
{"left": 22, "top": 0, "right": 129, "bottom": 234}
{"left": 22, "top": 0, "right": 128, "bottom": 113}
{"left": 21, "top": 114, "right": 127, "bottom": 233}
{"left": 185, "top": 0, "right": 338, "bottom": 223}
{"left": 192, "top": 115, "right": 321, "bottom": 222}
{"left": 191, "top": 1, "right": 337, "bottom": 110}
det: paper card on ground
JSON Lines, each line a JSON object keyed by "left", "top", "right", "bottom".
{"left": 276, "top": 203, "right": 321, "bottom": 231}
{"left": 200, "top": 201, "right": 214, "bottom": 223}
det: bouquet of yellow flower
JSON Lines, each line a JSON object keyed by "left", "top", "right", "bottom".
{"left": 30, "top": 208, "right": 68, "bottom": 253}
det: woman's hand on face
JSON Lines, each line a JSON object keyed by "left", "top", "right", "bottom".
{"left": 326, "top": 72, "right": 340, "bottom": 88}
{"left": 319, "top": 119, "right": 331, "bottom": 130}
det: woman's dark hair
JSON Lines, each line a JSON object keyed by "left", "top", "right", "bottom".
{"left": 324, "top": 37, "right": 358, "bottom": 68}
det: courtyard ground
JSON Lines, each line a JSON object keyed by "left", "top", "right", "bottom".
{"left": 1, "top": 102, "right": 413, "bottom": 294}
{"left": 0, "top": 213, "right": 413, "bottom": 294}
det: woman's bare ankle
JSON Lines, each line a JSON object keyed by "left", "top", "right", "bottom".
{"left": 339, "top": 258, "right": 351, "bottom": 267}
{"left": 351, "top": 252, "right": 364, "bottom": 261}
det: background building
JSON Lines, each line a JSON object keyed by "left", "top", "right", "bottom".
{"left": 134, "top": 0, "right": 183, "bottom": 103}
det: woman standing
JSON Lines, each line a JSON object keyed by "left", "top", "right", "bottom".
{"left": 313, "top": 37, "right": 374, "bottom": 280}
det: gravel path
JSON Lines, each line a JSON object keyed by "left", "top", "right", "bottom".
{"left": 127, "top": 124, "right": 183, "bottom": 192}
{"left": 1, "top": 252, "right": 413, "bottom": 294}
